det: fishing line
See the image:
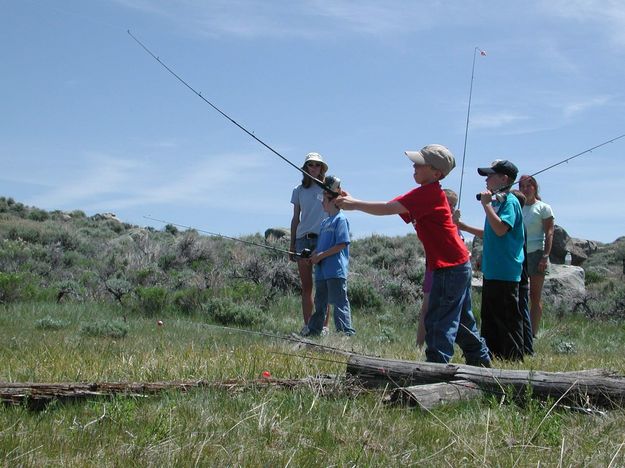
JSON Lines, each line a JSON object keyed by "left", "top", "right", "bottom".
{"left": 201, "top": 322, "right": 357, "bottom": 356}
{"left": 476, "top": 132, "right": 625, "bottom": 201}
{"left": 458, "top": 46, "right": 486, "bottom": 209}
{"left": 127, "top": 30, "right": 338, "bottom": 197}
{"left": 143, "top": 215, "right": 311, "bottom": 258}
{"left": 204, "top": 322, "right": 597, "bottom": 410}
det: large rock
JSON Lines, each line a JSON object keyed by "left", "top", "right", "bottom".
{"left": 264, "top": 227, "right": 290, "bottom": 242}
{"left": 470, "top": 264, "right": 586, "bottom": 313}
{"left": 92, "top": 212, "right": 121, "bottom": 223}
{"left": 551, "top": 225, "right": 598, "bottom": 266}
{"left": 541, "top": 264, "right": 586, "bottom": 312}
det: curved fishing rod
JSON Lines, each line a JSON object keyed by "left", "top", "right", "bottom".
{"left": 458, "top": 46, "right": 486, "bottom": 209}
{"left": 143, "top": 215, "right": 311, "bottom": 258}
{"left": 476, "top": 132, "right": 625, "bottom": 201}
{"left": 127, "top": 30, "right": 338, "bottom": 197}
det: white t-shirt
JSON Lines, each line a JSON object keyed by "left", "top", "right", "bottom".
{"left": 522, "top": 200, "right": 554, "bottom": 253}
{"left": 291, "top": 184, "right": 327, "bottom": 239}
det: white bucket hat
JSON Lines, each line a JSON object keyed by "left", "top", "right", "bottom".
{"left": 303, "top": 152, "right": 328, "bottom": 172}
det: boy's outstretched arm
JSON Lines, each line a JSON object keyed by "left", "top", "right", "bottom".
{"left": 454, "top": 209, "right": 484, "bottom": 238}
{"left": 335, "top": 193, "right": 408, "bottom": 216}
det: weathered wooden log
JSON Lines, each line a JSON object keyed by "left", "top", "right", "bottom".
{"left": 0, "top": 375, "right": 359, "bottom": 410}
{"left": 347, "top": 355, "right": 625, "bottom": 408}
{"left": 384, "top": 380, "right": 483, "bottom": 410}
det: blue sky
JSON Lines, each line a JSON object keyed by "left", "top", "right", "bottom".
{"left": 2, "top": 0, "right": 625, "bottom": 243}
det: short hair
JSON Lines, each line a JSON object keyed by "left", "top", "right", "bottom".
{"left": 510, "top": 189, "right": 526, "bottom": 208}
{"left": 443, "top": 188, "right": 458, "bottom": 209}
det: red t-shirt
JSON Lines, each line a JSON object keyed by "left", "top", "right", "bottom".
{"left": 393, "top": 182, "right": 468, "bottom": 270}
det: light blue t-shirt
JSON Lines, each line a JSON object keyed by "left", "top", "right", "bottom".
{"left": 482, "top": 192, "right": 525, "bottom": 282}
{"left": 315, "top": 211, "right": 350, "bottom": 281}
{"left": 291, "top": 184, "right": 327, "bottom": 239}
{"left": 522, "top": 200, "right": 554, "bottom": 253}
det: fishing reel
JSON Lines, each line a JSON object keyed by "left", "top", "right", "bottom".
{"left": 298, "top": 248, "right": 312, "bottom": 259}
{"left": 476, "top": 192, "right": 507, "bottom": 203}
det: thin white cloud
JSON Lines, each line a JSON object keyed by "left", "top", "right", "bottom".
{"left": 26, "top": 150, "right": 267, "bottom": 211}
{"left": 114, "top": 0, "right": 482, "bottom": 39}
{"left": 541, "top": 0, "right": 625, "bottom": 49}
{"left": 562, "top": 95, "right": 612, "bottom": 118}
{"left": 470, "top": 112, "right": 529, "bottom": 130}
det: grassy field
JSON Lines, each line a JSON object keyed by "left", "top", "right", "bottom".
{"left": 2, "top": 298, "right": 625, "bottom": 467}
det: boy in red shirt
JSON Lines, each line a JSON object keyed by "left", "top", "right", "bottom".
{"left": 336, "top": 144, "right": 490, "bottom": 366}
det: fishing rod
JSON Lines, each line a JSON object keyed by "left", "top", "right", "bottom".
{"left": 458, "top": 46, "right": 486, "bottom": 209}
{"left": 476, "top": 132, "right": 625, "bottom": 201}
{"left": 127, "top": 30, "right": 338, "bottom": 197}
{"left": 144, "top": 215, "right": 311, "bottom": 258}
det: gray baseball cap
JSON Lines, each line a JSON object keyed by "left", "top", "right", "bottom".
{"left": 405, "top": 144, "right": 456, "bottom": 177}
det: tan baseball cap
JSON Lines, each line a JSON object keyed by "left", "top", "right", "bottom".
{"left": 405, "top": 144, "right": 455, "bottom": 177}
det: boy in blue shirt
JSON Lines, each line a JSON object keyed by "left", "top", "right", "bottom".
{"left": 304, "top": 180, "right": 355, "bottom": 336}
{"left": 455, "top": 159, "right": 525, "bottom": 361}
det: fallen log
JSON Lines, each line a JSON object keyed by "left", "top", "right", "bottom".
{"left": 384, "top": 380, "right": 483, "bottom": 410}
{"left": 347, "top": 355, "right": 625, "bottom": 408}
{"left": 0, "top": 375, "right": 361, "bottom": 410}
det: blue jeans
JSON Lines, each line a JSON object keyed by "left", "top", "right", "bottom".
{"left": 308, "top": 278, "right": 355, "bottom": 335}
{"left": 425, "top": 262, "right": 490, "bottom": 365}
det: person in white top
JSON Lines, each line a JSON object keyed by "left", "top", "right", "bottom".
{"left": 519, "top": 175, "right": 555, "bottom": 336}
{"left": 290, "top": 153, "right": 331, "bottom": 335}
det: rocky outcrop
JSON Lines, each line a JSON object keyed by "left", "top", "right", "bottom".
{"left": 264, "top": 227, "right": 290, "bottom": 242}
{"left": 541, "top": 264, "right": 586, "bottom": 312}
{"left": 551, "top": 225, "right": 598, "bottom": 266}
{"left": 91, "top": 212, "right": 121, "bottom": 223}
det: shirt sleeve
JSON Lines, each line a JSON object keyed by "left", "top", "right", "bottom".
{"left": 335, "top": 217, "right": 351, "bottom": 245}
{"left": 498, "top": 198, "right": 518, "bottom": 230}
{"left": 290, "top": 186, "right": 299, "bottom": 205}
{"left": 393, "top": 189, "right": 420, "bottom": 224}
{"left": 541, "top": 202, "right": 554, "bottom": 220}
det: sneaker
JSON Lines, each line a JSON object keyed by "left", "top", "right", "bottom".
{"left": 299, "top": 324, "right": 310, "bottom": 337}
{"left": 321, "top": 326, "right": 330, "bottom": 336}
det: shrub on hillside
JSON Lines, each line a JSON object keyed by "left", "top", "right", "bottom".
{"left": 348, "top": 277, "right": 383, "bottom": 311}
{"left": 172, "top": 288, "right": 210, "bottom": 315}
{"left": 224, "top": 281, "right": 268, "bottom": 304}
{"left": 132, "top": 286, "right": 169, "bottom": 317}
{"left": 382, "top": 279, "right": 420, "bottom": 304}
{"left": 268, "top": 262, "right": 300, "bottom": 294}
{"left": 28, "top": 208, "right": 49, "bottom": 222}
{"left": 80, "top": 320, "right": 129, "bottom": 339}
{"left": 203, "top": 297, "right": 264, "bottom": 326}
{"left": 584, "top": 284, "right": 625, "bottom": 321}
{"left": 0, "top": 272, "right": 36, "bottom": 303}
{"left": 35, "top": 316, "right": 69, "bottom": 330}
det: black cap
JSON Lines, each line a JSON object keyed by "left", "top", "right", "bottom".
{"left": 477, "top": 159, "right": 518, "bottom": 180}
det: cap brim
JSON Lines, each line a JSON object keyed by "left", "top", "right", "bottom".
{"left": 477, "top": 167, "right": 495, "bottom": 176}
{"left": 405, "top": 150, "right": 426, "bottom": 165}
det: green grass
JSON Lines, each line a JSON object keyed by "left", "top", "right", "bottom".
{"left": 2, "top": 299, "right": 625, "bottom": 466}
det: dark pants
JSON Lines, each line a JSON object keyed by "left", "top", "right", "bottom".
{"left": 481, "top": 279, "right": 524, "bottom": 361}
{"left": 519, "top": 281, "right": 533, "bottom": 355}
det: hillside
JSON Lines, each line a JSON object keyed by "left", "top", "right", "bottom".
{"left": 0, "top": 196, "right": 427, "bottom": 317}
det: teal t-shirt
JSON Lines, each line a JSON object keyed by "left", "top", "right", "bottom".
{"left": 482, "top": 193, "right": 525, "bottom": 282}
